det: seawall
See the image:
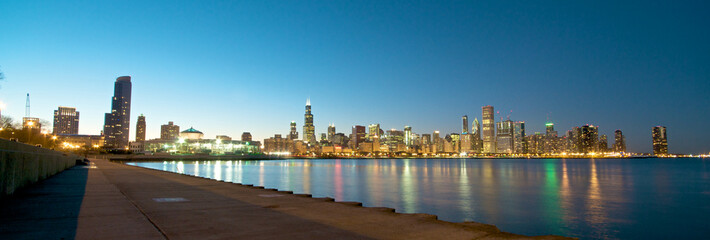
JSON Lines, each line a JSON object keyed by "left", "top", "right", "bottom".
{"left": 0, "top": 138, "right": 81, "bottom": 198}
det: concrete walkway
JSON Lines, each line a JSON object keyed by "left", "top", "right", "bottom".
{"left": 1, "top": 159, "right": 573, "bottom": 240}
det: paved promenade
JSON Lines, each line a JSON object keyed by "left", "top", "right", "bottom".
{"left": 0, "top": 159, "right": 572, "bottom": 240}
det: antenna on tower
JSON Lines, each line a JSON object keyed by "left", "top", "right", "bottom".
{"left": 507, "top": 110, "right": 512, "bottom": 120}
{"left": 25, "top": 93, "right": 30, "bottom": 117}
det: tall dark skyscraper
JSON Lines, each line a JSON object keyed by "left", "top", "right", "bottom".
{"left": 136, "top": 114, "right": 146, "bottom": 142}
{"left": 513, "top": 121, "right": 526, "bottom": 154}
{"left": 614, "top": 129, "right": 626, "bottom": 152}
{"left": 482, "top": 105, "right": 495, "bottom": 153}
{"left": 462, "top": 115, "right": 469, "bottom": 134}
{"left": 103, "top": 76, "right": 132, "bottom": 149}
{"left": 327, "top": 124, "right": 335, "bottom": 141}
{"left": 53, "top": 106, "right": 79, "bottom": 135}
{"left": 652, "top": 126, "right": 668, "bottom": 155}
{"left": 580, "top": 125, "right": 599, "bottom": 153}
{"left": 289, "top": 121, "right": 299, "bottom": 140}
{"left": 351, "top": 125, "right": 366, "bottom": 148}
{"left": 303, "top": 98, "right": 316, "bottom": 143}
{"left": 599, "top": 134, "right": 608, "bottom": 152}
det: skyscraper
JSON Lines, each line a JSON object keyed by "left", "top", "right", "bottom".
{"left": 351, "top": 125, "right": 366, "bottom": 149}
{"left": 496, "top": 120, "right": 513, "bottom": 154}
{"left": 599, "top": 134, "right": 608, "bottom": 152}
{"left": 53, "top": 106, "right": 79, "bottom": 135}
{"left": 160, "top": 121, "right": 180, "bottom": 140}
{"left": 462, "top": 115, "right": 469, "bottom": 134}
{"left": 103, "top": 76, "right": 132, "bottom": 149}
{"left": 327, "top": 124, "right": 336, "bottom": 141}
{"left": 614, "top": 130, "right": 626, "bottom": 152}
{"left": 544, "top": 122, "right": 559, "bottom": 154}
{"left": 303, "top": 98, "right": 316, "bottom": 144}
{"left": 472, "top": 117, "right": 482, "bottom": 152}
{"left": 136, "top": 114, "right": 146, "bottom": 142}
{"left": 368, "top": 124, "right": 381, "bottom": 140}
{"left": 482, "top": 105, "right": 495, "bottom": 153}
{"left": 652, "top": 126, "right": 668, "bottom": 155}
{"left": 289, "top": 121, "right": 299, "bottom": 140}
{"left": 421, "top": 134, "right": 431, "bottom": 145}
{"left": 580, "top": 125, "right": 599, "bottom": 153}
{"left": 404, "top": 126, "right": 413, "bottom": 146}
{"left": 513, "top": 121, "right": 526, "bottom": 154}
{"left": 433, "top": 130, "right": 442, "bottom": 152}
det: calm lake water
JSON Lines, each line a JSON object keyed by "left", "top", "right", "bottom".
{"left": 127, "top": 158, "right": 710, "bottom": 239}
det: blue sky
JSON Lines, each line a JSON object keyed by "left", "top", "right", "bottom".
{"left": 1, "top": 0, "right": 709, "bottom": 153}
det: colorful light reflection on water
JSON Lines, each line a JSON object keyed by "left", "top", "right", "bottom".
{"left": 130, "top": 158, "right": 710, "bottom": 239}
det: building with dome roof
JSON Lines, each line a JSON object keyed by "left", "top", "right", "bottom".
{"left": 180, "top": 127, "right": 204, "bottom": 140}
{"left": 142, "top": 126, "right": 260, "bottom": 155}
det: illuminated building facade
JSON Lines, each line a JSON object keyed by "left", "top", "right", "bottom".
{"left": 58, "top": 134, "right": 104, "bottom": 149}
{"left": 103, "top": 76, "right": 131, "bottom": 149}
{"left": 482, "top": 105, "right": 495, "bottom": 153}
{"left": 160, "top": 121, "right": 180, "bottom": 140}
{"left": 180, "top": 127, "right": 204, "bottom": 140}
{"left": 136, "top": 114, "right": 146, "bottom": 142}
{"left": 544, "top": 122, "right": 559, "bottom": 154}
{"left": 289, "top": 121, "right": 299, "bottom": 140}
{"left": 53, "top": 106, "right": 79, "bottom": 135}
{"left": 496, "top": 120, "right": 513, "bottom": 154}
{"left": 368, "top": 124, "right": 380, "bottom": 141}
{"left": 144, "top": 138, "right": 259, "bottom": 155}
{"left": 22, "top": 117, "right": 41, "bottom": 135}
{"left": 580, "top": 125, "right": 599, "bottom": 153}
{"left": 404, "top": 126, "right": 413, "bottom": 146}
{"left": 460, "top": 134, "right": 472, "bottom": 152}
{"left": 652, "top": 126, "right": 668, "bottom": 155}
{"left": 614, "top": 130, "right": 626, "bottom": 152}
{"left": 303, "top": 99, "right": 316, "bottom": 144}
{"left": 383, "top": 129, "right": 404, "bottom": 151}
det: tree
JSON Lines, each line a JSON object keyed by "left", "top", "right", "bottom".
{"left": 0, "top": 115, "right": 14, "bottom": 129}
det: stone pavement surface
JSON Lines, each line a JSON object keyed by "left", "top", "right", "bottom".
{"left": 1, "top": 159, "right": 574, "bottom": 240}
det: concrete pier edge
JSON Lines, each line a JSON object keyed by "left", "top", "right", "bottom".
{"left": 117, "top": 160, "right": 574, "bottom": 239}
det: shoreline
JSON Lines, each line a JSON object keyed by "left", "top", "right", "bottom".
{"left": 98, "top": 154, "right": 674, "bottom": 162}
{"left": 114, "top": 159, "right": 574, "bottom": 239}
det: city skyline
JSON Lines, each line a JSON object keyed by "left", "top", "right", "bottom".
{"left": 1, "top": 1, "right": 709, "bottom": 153}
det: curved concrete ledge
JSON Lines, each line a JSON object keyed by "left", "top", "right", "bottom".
{"left": 116, "top": 160, "right": 575, "bottom": 239}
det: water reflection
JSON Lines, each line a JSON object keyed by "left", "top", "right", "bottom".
{"left": 128, "top": 158, "right": 710, "bottom": 240}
